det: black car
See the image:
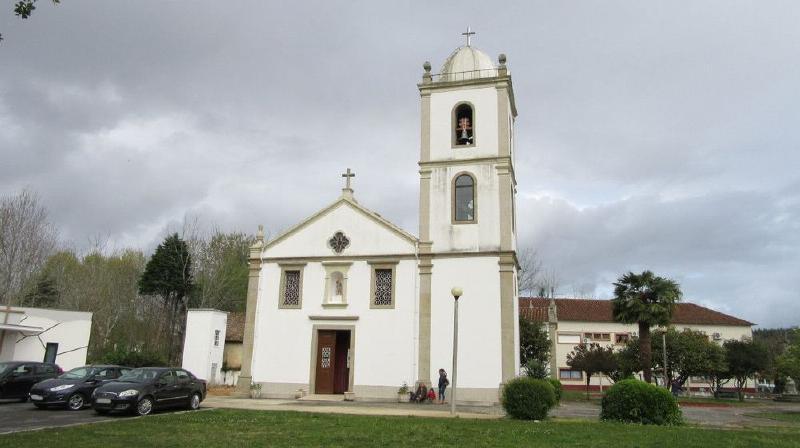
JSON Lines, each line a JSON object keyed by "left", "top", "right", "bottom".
{"left": 0, "top": 361, "right": 61, "bottom": 401}
{"left": 91, "top": 367, "right": 206, "bottom": 416}
{"left": 29, "top": 365, "right": 131, "bottom": 410}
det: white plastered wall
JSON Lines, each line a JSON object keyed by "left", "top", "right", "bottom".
{"left": 429, "top": 86, "right": 499, "bottom": 161}
{"left": 182, "top": 310, "right": 227, "bottom": 383}
{"left": 1, "top": 307, "right": 92, "bottom": 371}
{"left": 430, "top": 256, "right": 502, "bottom": 389}
{"left": 428, "top": 163, "right": 501, "bottom": 253}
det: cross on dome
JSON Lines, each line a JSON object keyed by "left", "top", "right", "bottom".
{"left": 461, "top": 26, "right": 476, "bottom": 46}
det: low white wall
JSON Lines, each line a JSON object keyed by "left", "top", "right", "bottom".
{"left": 1, "top": 307, "right": 92, "bottom": 371}
{"left": 182, "top": 310, "right": 227, "bottom": 384}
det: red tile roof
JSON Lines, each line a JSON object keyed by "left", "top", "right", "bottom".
{"left": 519, "top": 297, "right": 754, "bottom": 327}
{"left": 225, "top": 312, "right": 245, "bottom": 342}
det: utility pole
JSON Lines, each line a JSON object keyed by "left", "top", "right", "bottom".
{"left": 663, "top": 332, "right": 669, "bottom": 389}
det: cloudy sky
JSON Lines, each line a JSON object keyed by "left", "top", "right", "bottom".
{"left": 1, "top": 1, "right": 798, "bottom": 327}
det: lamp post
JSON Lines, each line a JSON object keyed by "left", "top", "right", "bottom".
{"left": 450, "top": 287, "right": 463, "bottom": 415}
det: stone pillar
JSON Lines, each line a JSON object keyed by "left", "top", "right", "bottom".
{"left": 499, "top": 253, "right": 516, "bottom": 382}
{"left": 235, "top": 229, "right": 264, "bottom": 397}
{"left": 417, "top": 243, "right": 433, "bottom": 386}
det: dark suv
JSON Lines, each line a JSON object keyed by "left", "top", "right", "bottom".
{"left": 0, "top": 362, "right": 62, "bottom": 401}
{"left": 29, "top": 365, "right": 130, "bottom": 410}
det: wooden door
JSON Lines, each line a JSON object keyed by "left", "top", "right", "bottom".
{"left": 315, "top": 330, "right": 336, "bottom": 394}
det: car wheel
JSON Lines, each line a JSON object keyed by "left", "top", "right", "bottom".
{"left": 67, "top": 393, "right": 86, "bottom": 411}
{"left": 187, "top": 392, "right": 201, "bottom": 410}
{"left": 135, "top": 396, "right": 154, "bottom": 416}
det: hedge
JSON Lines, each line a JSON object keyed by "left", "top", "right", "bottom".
{"left": 501, "top": 377, "right": 556, "bottom": 420}
{"left": 600, "top": 379, "right": 683, "bottom": 425}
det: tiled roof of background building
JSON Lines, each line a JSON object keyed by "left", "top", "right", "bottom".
{"left": 519, "top": 297, "right": 753, "bottom": 326}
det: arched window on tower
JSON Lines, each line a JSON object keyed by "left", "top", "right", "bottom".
{"left": 454, "top": 103, "right": 474, "bottom": 146}
{"left": 453, "top": 174, "right": 476, "bottom": 223}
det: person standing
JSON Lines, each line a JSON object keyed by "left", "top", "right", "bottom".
{"left": 437, "top": 368, "right": 450, "bottom": 404}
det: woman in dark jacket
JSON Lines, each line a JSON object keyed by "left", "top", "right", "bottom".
{"left": 437, "top": 368, "right": 449, "bottom": 404}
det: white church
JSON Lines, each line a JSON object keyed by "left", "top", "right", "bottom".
{"left": 232, "top": 35, "right": 521, "bottom": 402}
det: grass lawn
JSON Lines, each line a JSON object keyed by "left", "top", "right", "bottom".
{"left": 2, "top": 409, "right": 800, "bottom": 447}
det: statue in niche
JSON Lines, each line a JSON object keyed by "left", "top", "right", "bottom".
{"left": 330, "top": 272, "right": 345, "bottom": 303}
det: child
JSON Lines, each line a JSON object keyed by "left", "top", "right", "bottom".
{"left": 437, "top": 368, "right": 450, "bottom": 404}
{"left": 426, "top": 388, "right": 436, "bottom": 403}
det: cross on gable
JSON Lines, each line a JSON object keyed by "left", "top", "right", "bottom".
{"left": 341, "top": 168, "right": 355, "bottom": 190}
{"left": 462, "top": 26, "right": 476, "bottom": 46}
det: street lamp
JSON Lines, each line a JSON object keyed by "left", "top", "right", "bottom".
{"left": 450, "top": 286, "right": 463, "bottom": 415}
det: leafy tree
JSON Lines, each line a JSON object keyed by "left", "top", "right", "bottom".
{"left": 139, "top": 233, "right": 193, "bottom": 364}
{"left": 704, "top": 342, "right": 731, "bottom": 399}
{"left": 189, "top": 231, "right": 252, "bottom": 312}
{"left": 611, "top": 271, "right": 682, "bottom": 383}
{"left": 754, "top": 327, "right": 800, "bottom": 391}
{"left": 776, "top": 341, "right": 800, "bottom": 387}
{"left": 724, "top": 339, "right": 769, "bottom": 401}
{"left": 567, "top": 343, "right": 618, "bottom": 398}
{"left": 609, "top": 338, "right": 640, "bottom": 383}
{"left": 519, "top": 316, "right": 550, "bottom": 372}
{"left": 651, "top": 328, "right": 723, "bottom": 388}
{"left": 20, "top": 274, "right": 58, "bottom": 307}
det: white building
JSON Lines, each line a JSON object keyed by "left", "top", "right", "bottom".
{"left": 0, "top": 306, "right": 92, "bottom": 371}
{"left": 520, "top": 297, "right": 755, "bottom": 393}
{"left": 181, "top": 309, "right": 227, "bottom": 384}
{"left": 230, "top": 37, "right": 520, "bottom": 402}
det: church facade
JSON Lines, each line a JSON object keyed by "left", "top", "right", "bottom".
{"left": 234, "top": 39, "right": 521, "bottom": 402}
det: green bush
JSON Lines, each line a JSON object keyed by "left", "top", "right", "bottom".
{"left": 547, "top": 378, "right": 563, "bottom": 403}
{"left": 98, "top": 348, "right": 169, "bottom": 368}
{"left": 601, "top": 379, "right": 683, "bottom": 425}
{"left": 501, "top": 377, "right": 556, "bottom": 420}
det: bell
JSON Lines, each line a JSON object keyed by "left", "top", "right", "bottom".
{"left": 460, "top": 129, "right": 469, "bottom": 141}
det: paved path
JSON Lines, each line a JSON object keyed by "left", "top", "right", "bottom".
{"left": 0, "top": 400, "right": 115, "bottom": 434}
{"left": 205, "top": 396, "right": 800, "bottom": 428}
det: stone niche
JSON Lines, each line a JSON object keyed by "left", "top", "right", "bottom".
{"left": 322, "top": 262, "right": 351, "bottom": 307}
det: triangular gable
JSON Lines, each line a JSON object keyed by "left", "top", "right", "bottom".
{"left": 264, "top": 196, "right": 417, "bottom": 258}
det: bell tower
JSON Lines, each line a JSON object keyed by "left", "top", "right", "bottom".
{"left": 415, "top": 31, "right": 520, "bottom": 397}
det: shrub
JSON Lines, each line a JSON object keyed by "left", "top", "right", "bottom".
{"left": 501, "top": 377, "right": 556, "bottom": 420}
{"left": 99, "top": 348, "right": 169, "bottom": 367}
{"left": 524, "top": 359, "right": 548, "bottom": 379}
{"left": 601, "top": 379, "right": 683, "bottom": 425}
{"left": 547, "top": 378, "right": 563, "bottom": 403}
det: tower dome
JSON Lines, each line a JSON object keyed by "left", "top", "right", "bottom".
{"left": 439, "top": 45, "right": 496, "bottom": 81}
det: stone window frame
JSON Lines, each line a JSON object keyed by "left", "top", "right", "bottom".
{"left": 451, "top": 101, "right": 476, "bottom": 148}
{"left": 451, "top": 172, "right": 477, "bottom": 224}
{"left": 278, "top": 263, "right": 306, "bottom": 309}
{"left": 368, "top": 261, "right": 398, "bottom": 309}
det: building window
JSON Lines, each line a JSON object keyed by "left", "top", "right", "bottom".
{"left": 214, "top": 330, "right": 220, "bottom": 346}
{"left": 452, "top": 173, "right": 476, "bottom": 223}
{"left": 559, "top": 369, "right": 583, "bottom": 381}
{"left": 453, "top": 103, "right": 474, "bottom": 146}
{"left": 615, "top": 333, "right": 630, "bottom": 344}
{"left": 584, "top": 332, "right": 611, "bottom": 342}
{"left": 278, "top": 264, "right": 305, "bottom": 309}
{"left": 557, "top": 333, "right": 581, "bottom": 345}
{"left": 369, "top": 262, "right": 398, "bottom": 309}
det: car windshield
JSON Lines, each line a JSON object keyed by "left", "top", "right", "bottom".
{"left": 117, "top": 368, "right": 160, "bottom": 383}
{"left": 59, "top": 367, "right": 98, "bottom": 380}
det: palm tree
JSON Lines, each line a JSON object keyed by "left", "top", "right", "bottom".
{"left": 612, "top": 271, "right": 682, "bottom": 383}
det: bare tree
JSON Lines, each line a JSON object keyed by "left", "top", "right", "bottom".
{"left": 517, "top": 246, "right": 542, "bottom": 298}
{"left": 0, "top": 190, "right": 57, "bottom": 306}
